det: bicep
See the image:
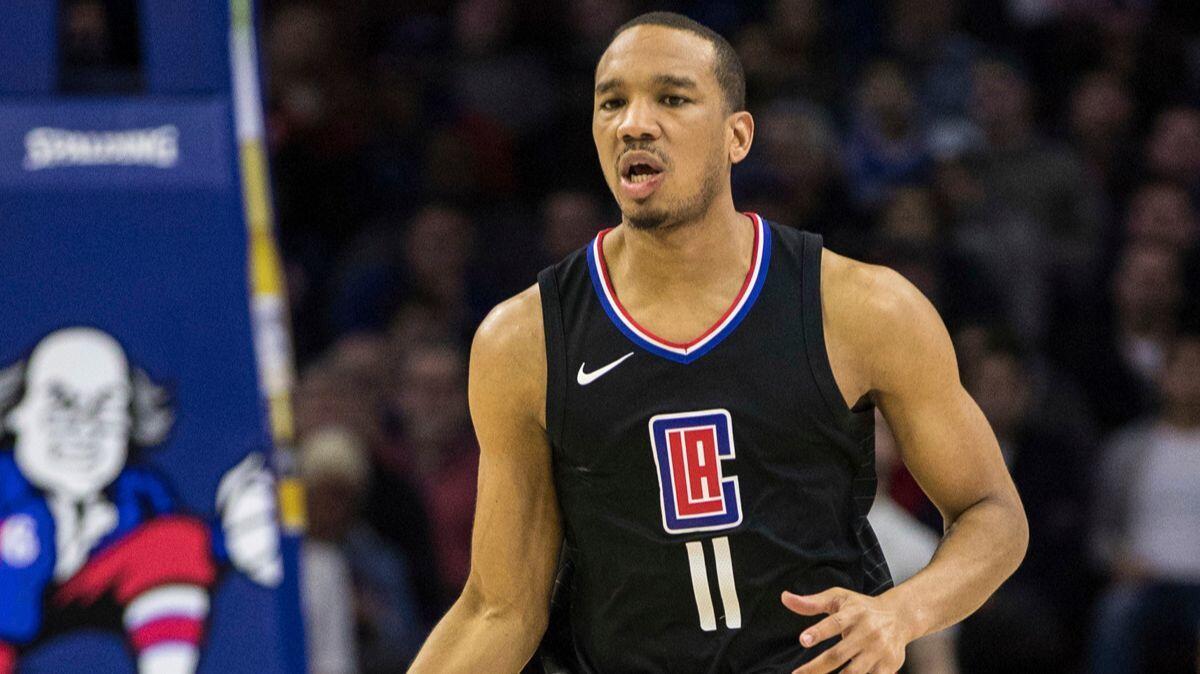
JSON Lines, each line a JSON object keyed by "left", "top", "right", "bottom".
{"left": 467, "top": 403, "right": 561, "bottom": 613}
{"left": 462, "top": 299, "right": 562, "bottom": 619}
{"left": 868, "top": 279, "right": 1017, "bottom": 525}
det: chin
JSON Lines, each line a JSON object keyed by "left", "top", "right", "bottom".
{"left": 626, "top": 211, "right": 668, "bottom": 230}
{"left": 620, "top": 199, "right": 673, "bottom": 230}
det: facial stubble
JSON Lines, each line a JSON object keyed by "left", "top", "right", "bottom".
{"left": 624, "top": 146, "right": 726, "bottom": 231}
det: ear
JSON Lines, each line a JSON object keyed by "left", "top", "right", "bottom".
{"left": 0, "top": 360, "right": 26, "bottom": 433}
{"left": 727, "top": 111, "right": 754, "bottom": 165}
{"left": 130, "top": 369, "right": 173, "bottom": 446}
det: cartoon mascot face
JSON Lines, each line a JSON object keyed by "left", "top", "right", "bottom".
{"left": 5, "top": 328, "right": 169, "bottom": 499}
{"left": 0, "top": 327, "right": 279, "bottom": 674}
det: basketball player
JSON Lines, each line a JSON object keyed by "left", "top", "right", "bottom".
{"left": 410, "top": 12, "right": 1027, "bottom": 674}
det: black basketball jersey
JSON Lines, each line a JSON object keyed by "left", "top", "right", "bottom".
{"left": 535, "top": 214, "right": 892, "bottom": 674}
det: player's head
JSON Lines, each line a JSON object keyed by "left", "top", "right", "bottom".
{"left": 593, "top": 12, "right": 752, "bottom": 230}
{"left": 0, "top": 327, "right": 172, "bottom": 497}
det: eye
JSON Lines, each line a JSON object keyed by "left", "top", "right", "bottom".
{"left": 88, "top": 389, "right": 116, "bottom": 417}
{"left": 599, "top": 98, "right": 625, "bottom": 111}
{"left": 662, "top": 95, "right": 689, "bottom": 107}
{"left": 49, "top": 383, "right": 76, "bottom": 409}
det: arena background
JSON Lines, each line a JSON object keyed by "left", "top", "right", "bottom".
{"left": 24, "top": 0, "right": 1200, "bottom": 672}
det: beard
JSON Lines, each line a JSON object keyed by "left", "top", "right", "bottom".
{"left": 624, "top": 153, "right": 725, "bottom": 231}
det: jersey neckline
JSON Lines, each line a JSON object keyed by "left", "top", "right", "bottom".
{"left": 586, "top": 212, "right": 773, "bottom": 364}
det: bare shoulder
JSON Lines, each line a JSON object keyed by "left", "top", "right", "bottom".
{"left": 470, "top": 283, "right": 547, "bottom": 427}
{"left": 821, "top": 250, "right": 939, "bottom": 338}
{"left": 820, "top": 249, "right": 956, "bottom": 396}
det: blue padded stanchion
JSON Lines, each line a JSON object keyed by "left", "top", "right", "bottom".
{"left": 0, "top": 1, "right": 306, "bottom": 672}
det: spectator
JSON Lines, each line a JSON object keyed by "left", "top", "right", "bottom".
{"left": 1089, "top": 332, "right": 1200, "bottom": 673}
{"left": 843, "top": 60, "right": 933, "bottom": 209}
{"left": 379, "top": 342, "right": 477, "bottom": 602}
{"left": 301, "top": 427, "right": 425, "bottom": 673}
{"left": 401, "top": 206, "right": 479, "bottom": 334}
{"left": 291, "top": 336, "right": 442, "bottom": 625}
{"left": 327, "top": 205, "right": 482, "bottom": 341}
{"left": 734, "top": 0, "right": 842, "bottom": 108}
{"left": 885, "top": 0, "right": 983, "bottom": 123}
{"left": 956, "top": 328, "right": 1096, "bottom": 672}
{"left": 300, "top": 429, "right": 361, "bottom": 674}
{"left": 1071, "top": 242, "right": 1184, "bottom": 431}
{"left": 958, "top": 57, "right": 1104, "bottom": 344}
{"left": 737, "top": 98, "right": 863, "bottom": 250}
{"left": 293, "top": 359, "right": 386, "bottom": 451}
{"left": 866, "top": 187, "right": 1001, "bottom": 332}
{"left": 450, "top": 0, "right": 557, "bottom": 138}
{"left": 1067, "top": 71, "right": 1138, "bottom": 208}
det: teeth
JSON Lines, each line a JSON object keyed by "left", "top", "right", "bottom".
{"left": 630, "top": 172, "right": 655, "bottom": 183}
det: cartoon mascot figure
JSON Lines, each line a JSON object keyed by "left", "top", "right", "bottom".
{"left": 0, "top": 327, "right": 282, "bottom": 674}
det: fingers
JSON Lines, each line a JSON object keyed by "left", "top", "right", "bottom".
{"left": 781, "top": 588, "right": 850, "bottom": 616}
{"left": 839, "top": 655, "right": 881, "bottom": 674}
{"left": 799, "top": 613, "right": 844, "bottom": 647}
{"left": 791, "top": 639, "right": 859, "bottom": 674}
{"left": 786, "top": 587, "right": 903, "bottom": 673}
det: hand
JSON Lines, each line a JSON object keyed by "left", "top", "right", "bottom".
{"left": 216, "top": 453, "right": 283, "bottom": 587}
{"left": 783, "top": 587, "right": 911, "bottom": 674}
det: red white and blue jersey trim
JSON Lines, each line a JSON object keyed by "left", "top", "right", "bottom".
{"left": 586, "top": 212, "right": 772, "bottom": 364}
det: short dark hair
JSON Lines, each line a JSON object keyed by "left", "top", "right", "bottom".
{"left": 609, "top": 11, "right": 746, "bottom": 113}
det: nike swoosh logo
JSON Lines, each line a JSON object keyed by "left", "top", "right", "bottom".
{"left": 577, "top": 352, "right": 635, "bottom": 385}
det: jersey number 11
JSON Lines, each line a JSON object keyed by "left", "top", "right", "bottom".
{"left": 685, "top": 536, "right": 742, "bottom": 631}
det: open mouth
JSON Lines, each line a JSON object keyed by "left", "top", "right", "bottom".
{"left": 624, "top": 162, "right": 663, "bottom": 183}
{"left": 619, "top": 152, "right": 666, "bottom": 199}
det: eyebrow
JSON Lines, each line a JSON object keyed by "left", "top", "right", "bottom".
{"left": 595, "top": 78, "right": 622, "bottom": 96}
{"left": 594, "top": 74, "right": 700, "bottom": 96}
{"left": 653, "top": 74, "right": 698, "bottom": 90}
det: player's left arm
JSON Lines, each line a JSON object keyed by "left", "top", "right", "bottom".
{"left": 787, "top": 255, "right": 1028, "bottom": 674}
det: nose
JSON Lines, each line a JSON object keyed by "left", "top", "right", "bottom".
{"left": 616, "top": 97, "right": 661, "bottom": 142}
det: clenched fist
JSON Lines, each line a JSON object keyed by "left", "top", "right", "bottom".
{"left": 216, "top": 453, "right": 283, "bottom": 587}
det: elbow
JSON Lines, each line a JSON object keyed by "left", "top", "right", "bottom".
{"left": 481, "top": 601, "right": 549, "bottom": 642}
{"left": 460, "top": 579, "right": 550, "bottom": 647}
{"left": 1003, "top": 494, "right": 1030, "bottom": 574}
{"left": 951, "top": 491, "right": 1029, "bottom": 576}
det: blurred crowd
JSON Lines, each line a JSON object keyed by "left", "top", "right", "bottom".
{"left": 255, "top": 0, "right": 1200, "bottom": 672}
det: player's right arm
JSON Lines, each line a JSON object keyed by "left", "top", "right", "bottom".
{"left": 409, "top": 285, "right": 562, "bottom": 674}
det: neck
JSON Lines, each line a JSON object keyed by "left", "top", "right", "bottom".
{"left": 607, "top": 193, "right": 751, "bottom": 295}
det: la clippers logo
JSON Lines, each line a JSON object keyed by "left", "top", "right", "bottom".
{"left": 649, "top": 409, "right": 742, "bottom": 534}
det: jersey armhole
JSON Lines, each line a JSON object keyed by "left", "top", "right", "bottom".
{"left": 800, "top": 234, "right": 891, "bottom": 594}
{"left": 799, "top": 232, "right": 865, "bottom": 430}
{"left": 538, "top": 266, "right": 567, "bottom": 449}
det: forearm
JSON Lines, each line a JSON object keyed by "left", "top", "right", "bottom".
{"left": 409, "top": 587, "right": 545, "bottom": 674}
{"left": 882, "top": 495, "right": 1028, "bottom": 641}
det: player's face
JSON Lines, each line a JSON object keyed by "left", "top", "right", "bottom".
{"left": 593, "top": 26, "right": 732, "bottom": 230}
